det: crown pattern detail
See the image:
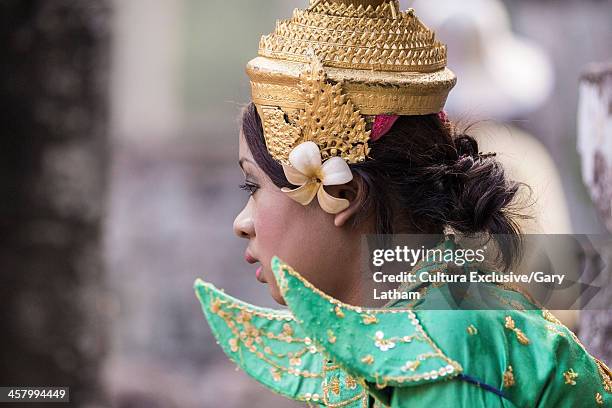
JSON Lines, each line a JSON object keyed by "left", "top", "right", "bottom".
{"left": 259, "top": 1, "right": 446, "bottom": 72}
{"left": 309, "top": 0, "right": 397, "bottom": 19}
{"left": 261, "top": 56, "right": 370, "bottom": 165}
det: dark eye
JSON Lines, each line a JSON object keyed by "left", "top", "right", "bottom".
{"left": 239, "top": 182, "right": 259, "bottom": 196}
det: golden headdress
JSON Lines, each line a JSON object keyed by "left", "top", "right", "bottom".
{"left": 247, "top": 0, "right": 457, "bottom": 166}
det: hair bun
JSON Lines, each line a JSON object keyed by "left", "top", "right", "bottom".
{"left": 454, "top": 135, "right": 479, "bottom": 159}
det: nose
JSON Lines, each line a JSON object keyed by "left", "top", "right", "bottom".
{"left": 233, "top": 200, "right": 255, "bottom": 239}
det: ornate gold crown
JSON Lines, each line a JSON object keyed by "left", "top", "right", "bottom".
{"left": 246, "top": 0, "right": 457, "bottom": 165}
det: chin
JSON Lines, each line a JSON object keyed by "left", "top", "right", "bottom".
{"left": 270, "top": 289, "right": 287, "bottom": 306}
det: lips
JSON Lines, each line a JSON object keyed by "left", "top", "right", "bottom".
{"left": 255, "top": 266, "right": 265, "bottom": 283}
{"left": 245, "top": 252, "right": 258, "bottom": 264}
{"left": 245, "top": 251, "right": 267, "bottom": 283}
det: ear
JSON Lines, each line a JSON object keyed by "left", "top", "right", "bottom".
{"left": 325, "top": 175, "right": 368, "bottom": 227}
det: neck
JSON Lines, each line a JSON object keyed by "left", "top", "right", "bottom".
{"left": 353, "top": 234, "right": 447, "bottom": 307}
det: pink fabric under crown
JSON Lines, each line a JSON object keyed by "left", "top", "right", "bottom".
{"left": 370, "top": 111, "right": 449, "bottom": 142}
{"left": 371, "top": 115, "right": 399, "bottom": 141}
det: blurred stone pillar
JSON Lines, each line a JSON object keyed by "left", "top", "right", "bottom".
{"left": 0, "top": 1, "right": 111, "bottom": 406}
{"left": 577, "top": 62, "right": 612, "bottom": 364}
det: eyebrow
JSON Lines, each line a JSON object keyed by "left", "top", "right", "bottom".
{"left": 238, "top": 157, "right": 256, "bottom": 170}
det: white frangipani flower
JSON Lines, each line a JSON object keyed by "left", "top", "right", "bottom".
{"left": 281, "top": 141, "right": 353, "bottom": 215}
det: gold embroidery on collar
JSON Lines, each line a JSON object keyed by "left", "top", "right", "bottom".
{"left": 323, "top": 392, "right": 368, "bottom": 408}
{"left": 543, "top": 308, "right": 612, "bottom": 393}
{"left": 345, "top": 375, "right": 357, "bottom": 390}
{"left": 595, "top": 359, "right": 612, "bottom": 393}
{"left": 334, "top": 305, "right": 346, "bottom": 318}
{"left": 328, "top": 376, "right": 341, "bottom": 396}
{"left": 271, "top": 367, "right": 282, "bottom": 381}
{"left": 289, "top": 353, "right": 303, "bottom": 366}
{"left": 467, "top": 324, "right": 478, "bottom": 335}
{"left": 328, "top": 329, "right": 337, "bottom": 344}
{"left": 228, "top": 338, "right": 239, "bottom": 352}
{"left": 595, "top": 392, "right": 603, "bottom": 405}
{"left": 504, "top": 316, "right": 530, "bottom": 345}
{"left": 563, "top": 368, "right": 578, "bottom": 385}
{"left": 278, "top": 261, "right": 464, "bottom": 385}
{"left": 373, "top": 330, "right": 423, "bottom": 352}
{"left": 374, "top": 375, "right": 389, "bottom": 389}
{"left": 206, "top": 292, "right": 324, "bottom": 380}
{"left": 362, "top": 314, "right": 378, "bottom": 325}
{"left": 545, "top": 324, "right": 566, "bottom": 337}
{"left": 503, "top": 366, "right": 515, "bottom": 388}
{"left": 301, "top": 392, "right": 322, "bottom": 404}
{"left": 282, "top": 322, "right": 294, "bottom": 337}
{"left": 542, "top": 309, "right": 562, "bottom": 324}
{"left": 322, "top": 362, "right": 368, "bottom": 408}
{"left": 401, "top": 360, "right": 421, "bottom": 372}
{"left": 361, "top": 355, "right": 375, "bottom": 365}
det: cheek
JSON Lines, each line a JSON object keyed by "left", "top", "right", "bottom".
{"left": 254, "top": 191, "right": 302, "bottom": 267}
{"left": 252, "top": 193, "right": 297, "bottom": 303}
{"left": 255, "top": 196, "right": 291, "bottom": 245}
{"left": 254, "top": 191, "right": 332, "bottom": 281}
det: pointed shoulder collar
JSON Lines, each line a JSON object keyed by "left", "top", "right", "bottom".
{"left": 271, "top": 257, "right": 462, "bottom": 389}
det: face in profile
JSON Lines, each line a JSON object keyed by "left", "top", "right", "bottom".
{"left": 233, "top": 133, "right": 366, "bottom": 305}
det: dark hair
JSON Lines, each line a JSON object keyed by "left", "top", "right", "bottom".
{"left": 241, "top": 103, "right": 530, "bottom": 269}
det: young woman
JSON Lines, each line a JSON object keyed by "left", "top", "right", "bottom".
{"left": 195, "top": 1, "right": 611, "bottom": 406}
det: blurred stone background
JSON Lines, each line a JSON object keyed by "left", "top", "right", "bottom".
{"left": 1, "top": 0, "right": 610, "bottom": 407}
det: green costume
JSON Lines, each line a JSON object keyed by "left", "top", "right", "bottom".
{"left": 194, "top": 239, "right": 611, "bottom": 407}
